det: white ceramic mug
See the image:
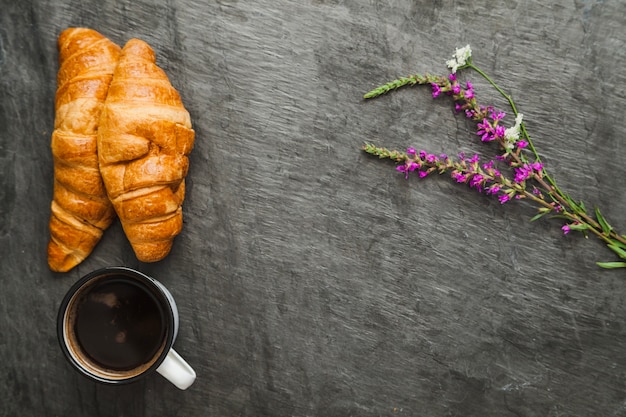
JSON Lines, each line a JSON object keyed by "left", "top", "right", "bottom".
{"left": 57, "top": 266, "right": 196, "bottom": 390}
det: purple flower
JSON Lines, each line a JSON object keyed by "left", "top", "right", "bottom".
{"left": 452, "top": 84, "right": 461, "bottom": 94}
{"left": 486, "top": 184, "right": 502, "bottom": 195}
{"left": 431, "top": 83, "right": 442, "bottom": 98}
{"left": 517, "top": 140, "right": 529, "bottom": 149}
{"left": 469, "top": 174, "right": 484, "bottom": 190}
{"left": 498, "top": 194, "right": 511, "bottom": 204}
{"left": 491, "top": 110, "right": 506, "bottom": 121}
{"left": 449, "top": 73, "right": 457, "bottom": 82}
{"left": 418, "top": 170, "right": 429, "bottom": 178}
{"left": 397, "top": 161, "right": 420, "bottom": 178}
{"left": 406, "top": 147, "right": 417, "bottom": 156}
{"left": 513, "top": 164, "right": 533, "bottom": 183}
{"left": 464, "top": 81, "right": 475, "bottom": 99}
{"left": 482, "top": 161, "right": 502, "bottom": 178}
{"left": 452, "top": 172, "right": 467, "bottom": 183}
{"left": 477, "top": 119, "right": 496, "bottom": 142}
{"left": 494, "top": 125, "right": 506, "bottom": 139}
{"left": 513, "top": 162, "right": 543, "bottom": 183}
{"left": 562, "top": 224, "right": 571, "bottom": 235}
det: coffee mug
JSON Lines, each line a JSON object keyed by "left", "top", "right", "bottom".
{"left": 57, "top": 266, "right": 196, "bottom": 390}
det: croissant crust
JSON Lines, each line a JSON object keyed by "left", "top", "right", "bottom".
{"left": 48, "top": 28, "right": 120, "bottom": 272}
{"left": 98, "top": 38, "right": 195, "bottom": 263}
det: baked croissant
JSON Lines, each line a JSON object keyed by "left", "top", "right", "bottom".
{"left": 48, "top": 28, "right": 120, "bottom": 272}
{"left": 98, "top": 38, "right": 195, "bottom": 262}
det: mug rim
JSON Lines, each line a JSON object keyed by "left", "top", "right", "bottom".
{"left": 57, "top": 266, "right": 177, "bottom": 385}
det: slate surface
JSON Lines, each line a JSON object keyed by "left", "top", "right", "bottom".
{"left": 1, "top": 0, "right": 625, "bottom": 416}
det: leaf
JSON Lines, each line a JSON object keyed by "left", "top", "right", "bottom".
{"left": 563, "top": 193, "right": 580, "bottom": 212}
{"left": 568, "top": 223, "right": 590, "bottom": 231}
{"left": 607, "top": 244, "right": 626, "bottom": 260}
{"left": 596, "top": 261, "right": 626, "bottom": 269}
{"left": 595, "top": 207, "right": 612, "bottom": 235}
{"left": 564, "top": 196, "right": 588, "bottom": 215}
{"left": 549, "top": 214, "right": 569, "bottom": 221}
{"left": 612, "top": 240, "right": 626, "bottom": 250}
{"left": 529, "top": 211, "right": 548, "bottom": 222}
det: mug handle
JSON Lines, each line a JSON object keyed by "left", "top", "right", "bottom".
{"left": 156, "top": 349, "right": 196, "bottom": 390}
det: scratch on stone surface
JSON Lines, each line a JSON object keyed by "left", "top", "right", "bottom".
{"left": 219, "top": 48, "right": 234, "bottom": 91}
{"left": 0, "top": 30, "right": 5, "bottom": 69}
{"left": 577, "top": 0, "right": 605, "bottom": 29}
{"left": 500, "top": 381, "right": 532, "bottom": 392}
{"left": 499, "top": 373, "right": 544, "bottom": 393}
{"left": 569, "top": 313, "right": 584, "bottom": 353}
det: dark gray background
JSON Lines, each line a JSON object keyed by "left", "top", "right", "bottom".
{"left": 1, "top": 0, "right": 625, "bottom": 416}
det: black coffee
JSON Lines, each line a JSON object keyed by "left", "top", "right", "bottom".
{"left": 74, "top": 277, "right": 165, "bottom": 371}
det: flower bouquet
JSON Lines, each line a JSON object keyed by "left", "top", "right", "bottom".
{"left": 362, "top": 46, "right": 626, "bottom": 269}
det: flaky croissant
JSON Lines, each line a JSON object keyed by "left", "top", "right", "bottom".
{"left": 48, "top": 28, "right": 120, "bottom": 272}
{"left": 98, "top": 38, "right": 195, "bottom": 263}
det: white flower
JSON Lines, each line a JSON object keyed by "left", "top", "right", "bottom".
{"left": 504, "top": 113, "right": 524, "bottom": 142}
{"left": 446, "top": 44, "right": 472, "bottom": 73}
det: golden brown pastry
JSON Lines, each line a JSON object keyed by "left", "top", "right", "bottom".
{"left": 48, "top": 28, "right": 121, "bottom": 272}
{"left": 98, "top": 38, "right": 195, "bottom": 263}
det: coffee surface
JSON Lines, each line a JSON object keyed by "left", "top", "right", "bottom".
{"left": 74, "top": 278, "right": 165, "bottom": 371}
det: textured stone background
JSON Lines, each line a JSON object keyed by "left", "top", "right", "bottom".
{"left": 1, "top": 0, "right": 625, "bottom": 416}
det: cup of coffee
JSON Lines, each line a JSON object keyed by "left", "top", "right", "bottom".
{"left": 57, "top": 266, "right": 196, "bottom": 390}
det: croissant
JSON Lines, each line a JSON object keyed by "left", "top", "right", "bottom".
{"left": 98, "top": 38, "right": 195, "bottom": 263}
{"left": 48, "top": 28, "right": 121, "bottom": 272}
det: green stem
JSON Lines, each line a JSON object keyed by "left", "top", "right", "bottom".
{"left": 467, "top": 64, "right": 516, "bottom": 111}
{"left": 466, "top": 63, "right": 570, "bottom": 207}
